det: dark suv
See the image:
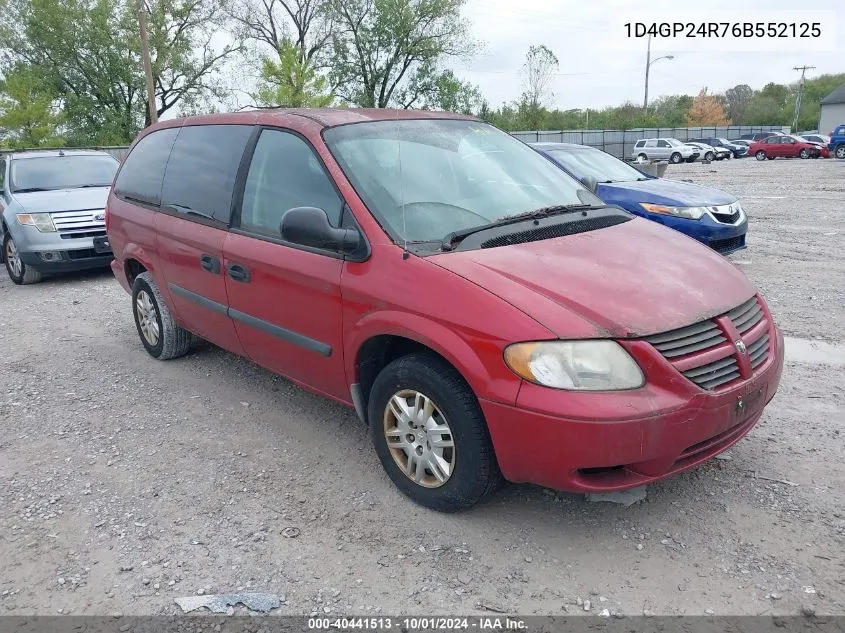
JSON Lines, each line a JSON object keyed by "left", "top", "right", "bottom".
{"left": 829, "top": 124, "right": 845, "bottom": 159}
{"left": 688, "top": 137, "right": 746, "bottom": 158}
{"left": 738, "top": 132, "right": 777, "bottom": 142}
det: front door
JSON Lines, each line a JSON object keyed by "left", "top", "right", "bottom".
{"left": 223, "top": 127, "right": 348, "bottom": 401}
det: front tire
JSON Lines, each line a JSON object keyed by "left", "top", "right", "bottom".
{"left": 799, "top": 149, "right": 810, "bottom": 159}
{"left": 835, "top": 145, "right": 845, "bottom": 159}
{"left": 131, "top": 272, "right": 193, "bottom": 360}
{"left": 368, "top": 353, "right": 502, "bottom": 512}
{"left": 755, "top": 150, "right": 767, "bottom": 161}
{"left": 3, "top": 234, "right": 42, "bottom": 285}
{"left": 670, "top": 152, "right": 682, "bottom": 164}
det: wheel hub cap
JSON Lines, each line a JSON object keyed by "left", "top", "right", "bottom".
{"left": 6, "top": 240, "right": 22, "bottom": 277}
{"left": 383, "top": 390, "right": 455, "bottom": 489}
{"left": 135, "top": 290, "right": 160, "bottom": 346}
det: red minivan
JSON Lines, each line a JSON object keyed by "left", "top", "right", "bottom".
{"left": 106, "top": 109, "right": 784, "bottom": 511}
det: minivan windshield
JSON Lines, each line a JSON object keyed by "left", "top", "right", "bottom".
{"left": 323, "top": 119, "right": 598, "bottom": 244}
{"left": 10, "top": 155, "right": 119, "bottom": 193}
{"left": 544, "top": 147, "right": 648, "bottom": 183}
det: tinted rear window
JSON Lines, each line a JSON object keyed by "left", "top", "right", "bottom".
{"left": 160, "top": 124, "right": 253, "bottom": 223}
{"left": 114, "top": 128, "right": 179, "bottom": 206}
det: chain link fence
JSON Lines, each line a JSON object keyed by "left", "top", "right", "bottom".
{"left": 511, "top": 125, "right": 791, "bottom": 159}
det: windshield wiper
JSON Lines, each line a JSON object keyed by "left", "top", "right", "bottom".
{"left": 77, "top": 183, "right": 111, "bottom": 189}
{"left": 167, "top": 203, "right": 214, "bottom": 220}
{"left": 441, "top": 204, "right": 600, "bottom": 251}
{"left": 11, "top": 187, "right": 50, "bottom": 193}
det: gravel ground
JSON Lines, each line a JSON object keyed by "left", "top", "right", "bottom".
{"left": 1, "top": 157, "right": 843, "bottom": 618}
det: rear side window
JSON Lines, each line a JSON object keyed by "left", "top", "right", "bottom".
{"left": 160, "top": 125, "right": 254, "bottom": 224}
{"left": 645, "top": 140, "right": 657, "bottom": 148}
{"left": 0, "top": 158, "right": 5, "bottom": 191}
{"left": 836, "top": 127, "right": 845, "bottom": 136}
{"left": 114, "top": 128, "right": 179, "bottom": 206}
{"left": 239, "top": 129, "right": 342, "bottom": 236}
{"left": 635, "top": 140, "right": 645, "bottom": 148}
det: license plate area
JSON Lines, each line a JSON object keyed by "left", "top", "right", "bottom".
{"left": 93, "top": 236, "right": 111, "bottom": 254}
{"left": 733, "top": 384, "right": 765, "bottom": 425}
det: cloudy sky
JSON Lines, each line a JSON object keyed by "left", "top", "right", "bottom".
{"left": 453, "top": 0, "right": 843, "bottom": 110}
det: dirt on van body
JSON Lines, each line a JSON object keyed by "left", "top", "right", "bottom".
{"left": 1, "top": 158, "right": 843, "bottom": 618}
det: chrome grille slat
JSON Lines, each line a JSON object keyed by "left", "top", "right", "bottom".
{"left": 51, "top": 209, "right": 105, "bottom": 233}
{"left": 652, "top": 328, "right": 727, "bottom": 352}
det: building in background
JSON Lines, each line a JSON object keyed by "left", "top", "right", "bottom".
{"left": 819, "top": 83, "right": 845, "bottom": 135}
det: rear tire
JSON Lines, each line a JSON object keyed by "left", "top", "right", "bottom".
{"left": 3, "top": 234, "right": 42, "bottom": 285}
{"left": 131, "top": 272, "right": 193, "bottom": 360}
{"left": 705, "top": 151, "right": 715, "bottom": 161}
{"left": 368, "top": 353, "right": 503, "bottom": 512}
{"left": 636, "top": 153, "right": 648, "bottom": 162}
{"left": 670, "top": 152, "right": 682, "bottom": 164}
{"left": 755, "top": 151, "right": 767, "bottom": 161}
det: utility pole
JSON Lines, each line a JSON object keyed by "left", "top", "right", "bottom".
{"left": 792, "top": 65, "right": 815, "bottom": 132}
{"left": 643, "top": 34, "right": 651, "bottom": 110}
{"left": 643, "top": 34, "right": 674, "bottom": 111}
{"left": 139, "top": 1, "right": 157, "bottom": 125}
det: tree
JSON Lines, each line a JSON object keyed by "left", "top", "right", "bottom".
{"left": 0, "top": 63, "right": 65, "bottom": 147}
{"left": 686, "top": 88, "right": 729, "bottom": 126}
{"left": 0, "top": 0, "right": 240, "bottom": 144}
{"left": 725, "top": 84, "right": 753, "bottom": 123}
{"left": 521, "top": 45, "right": 558, "bottom": 110}
{"left": 252, "top": 40, "right": 333, "bottom": 107}
{"left": 328, "top": 0, "right": 476, "bottom": 108}
{"left": 394, "top": 64, "right": 481, "bottom": 111}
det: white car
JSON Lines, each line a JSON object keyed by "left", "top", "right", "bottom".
{"left": 631, "top": 138, "right": 699, "bottom": 164}
{"left": 685, "top": 142, "right": 730, "bottom": 162}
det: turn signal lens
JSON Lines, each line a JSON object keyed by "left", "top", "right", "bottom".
{"left": 16, "top": 213, "right": 56, "bottom": 232}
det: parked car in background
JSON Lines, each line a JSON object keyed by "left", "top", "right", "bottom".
{"left": 632, "top": 138, "right": 699, "bottom": 164}
{"left": 1, "top": 149, "right": 119, "bottom": 284}
{"left": 533, "top": 142, "right": 748, "bottom": 255}
{"left": 749, "top": 135, "right": 821, "bottom": 161}
{"left": 800, "top": 134, "right": 830, "bottom": 146}
{"left": 689, "top": 137, "right": 746, "bottom": 158}
{"left": 739, "top": 132, "right": 778, "bottom": 142}
{"left": 106, "top": 110, "right": 783, "bottom": 511}
{"left": 730, "top": 140, "right": 753, "bottom": 151}
{"left": 828, "top": 124, "right": 845, "bottom": 159}
{"left": 685, "top": 142, "right": 730, "bottom": 161}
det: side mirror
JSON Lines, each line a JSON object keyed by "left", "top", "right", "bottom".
{"left": 280, "top": 206, "right": 360, "bottom": 254}
{"left": 580, "top": 175, "right": 599, "bottom": 194}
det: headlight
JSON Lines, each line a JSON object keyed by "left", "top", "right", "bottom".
{"left": 504, "top": 340, "right": 644, "bottom": 391}
{"left": 16, "top": 213, "right": 56, "bottom": 232}
{"left": 639, "top": 203, "right": 706, "bottom": 220}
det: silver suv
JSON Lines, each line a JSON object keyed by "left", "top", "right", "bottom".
{"left": 1, "top": 150, "right": 119, "bottom": 284}
{"left": 632, "top": 138, "right": 699, "bottom": 164}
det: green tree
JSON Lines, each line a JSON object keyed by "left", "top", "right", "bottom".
{"left": 0, "top": 0, "right": 240, "bottom": 144}
{"left": 396, "top": 64, "right": 481, "bottom": 112}
{"left": 725, "top": 84, "right": 753, "bottom": 123}
{"left": 328, "top": 0, "right": 476, "bottom": 108}
{"left": 253, "top": 40, "right": 333, "bottom": 107}
{"left": 0, "top": 63, "right": 65, "bottom": 147}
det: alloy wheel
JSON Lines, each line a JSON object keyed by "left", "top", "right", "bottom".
{"left": 5, "top": 238, "right": 22, "bottom": 279}
{"left": 383, "top": 390, "right": 455, "bottom": 488}
{"left": 135, "top": 290, "right": 160, "bottom": 346}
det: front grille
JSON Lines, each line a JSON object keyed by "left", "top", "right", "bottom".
{"left": 711, "top": 210, "right": 740, "bottom": 224}
{"left": 51, "top": 210, "right": 105, "bottom": 236}
{"left": 644, "top": 295, "right": 772, "bottom": 391}
{"left": 60, "top": 229, "right": 106, "bottom": 239}
{"left": 480, "top": 215, "right": 630, "bottom": 249}
{"left": 727, "top": 296, "right": 764, "bottom": 334}
{"left": 66, "top": 248, "right": 102, "bottom": 260}
{"left": 710, "top": 235, "right": 744, "bottom": 253}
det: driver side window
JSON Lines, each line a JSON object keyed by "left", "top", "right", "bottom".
{"left": 239, "top": 129, "right": 342, "bottom": 236}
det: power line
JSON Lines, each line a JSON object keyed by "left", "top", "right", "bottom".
{"left": 792, "top": 65, "right": 815, "bottom": 131}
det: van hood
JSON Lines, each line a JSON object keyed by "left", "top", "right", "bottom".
{"left": 12, "top": 187, "right": 109, "bottom": 213}
{"left": 430, "top": 217, "right": 756, "bottom": 339}
{"left": 597, "top": 178, "right": 735, "bottom": 207}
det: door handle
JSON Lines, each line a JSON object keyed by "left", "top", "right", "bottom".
{"left": 200, "top": 254, "right": 221, "bottom": 274}
{"left": 226, "top": 262, "right": 251, "bottom": 283}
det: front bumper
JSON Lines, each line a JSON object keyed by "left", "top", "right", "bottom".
{"left": 21, "top": 249, "right": 113, "bottom": 273}
{"left": 11, "top": 224, "right": 112, "bottom": 273}
{"left": 647, "top": 212, "right": 747, "bottom": 255}
{"left": 482, "top": 328, "right": 784, "bottom": 493}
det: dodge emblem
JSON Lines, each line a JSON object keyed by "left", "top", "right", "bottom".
{"left": 735, "top": 339, "right": 747, "bottom": 354}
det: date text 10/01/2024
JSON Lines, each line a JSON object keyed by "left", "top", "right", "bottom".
{"left": 624, "top": 22, "right": 821, "bottom": 38}
{"left": 308, "top": 617, "right": 527, "bottom": 630}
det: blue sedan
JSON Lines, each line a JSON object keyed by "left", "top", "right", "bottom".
{"left": 532, "top": 143, "right": 748, "bottom": 255}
